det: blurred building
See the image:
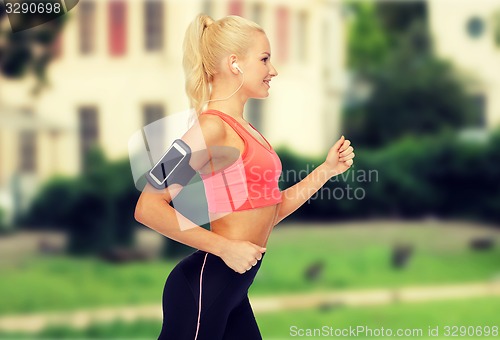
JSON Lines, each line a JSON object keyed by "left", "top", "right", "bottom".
{"left": 428, "top": 0, "right": 500, "bottom": 129}
{"left": 0, "top": 0, "right": 347, "bottom": 221}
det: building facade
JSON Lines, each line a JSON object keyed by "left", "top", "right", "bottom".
{"left": 0, "top": 0, "right": 347, "bottom": 221}
{"left": 428, "top": 0, "right": 500, "bottom": 129}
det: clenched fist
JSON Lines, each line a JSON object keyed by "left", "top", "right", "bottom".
{"left": 323, "top": 135, "right": 355, "bottom": 177}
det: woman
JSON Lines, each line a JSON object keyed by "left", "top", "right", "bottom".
{"left": 135, "top": 14, "right": 355, "bottom": 340}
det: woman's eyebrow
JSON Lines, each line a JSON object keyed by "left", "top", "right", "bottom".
{"left": 261, "top": 52, "right": 271, "bottom": 57}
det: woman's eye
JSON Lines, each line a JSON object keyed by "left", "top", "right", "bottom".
{"left": 262, "top": 58, "right": 268, "bottom": 62}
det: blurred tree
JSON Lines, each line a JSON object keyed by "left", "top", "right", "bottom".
{"left": 0, "top": 206, "right": 7, "bottom": 233}
{"left": 0, "top": 1, "right": 65, "bottom": 93}
{"left": 344, "top": 1, "right": 479, "bottom": 149}
{"left": 0, "top": 3, "right": 66, "bottom": 228}
{"left": 346, "top": 1, "right": 389, "bottom": 73}
{"left": 24, "top": 147, "right": 140, "bottom": 255}
{"left": 376, "top": 2, "right": 427, "bottom": 39}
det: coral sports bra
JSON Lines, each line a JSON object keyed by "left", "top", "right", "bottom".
{"left": 199, "top": 110, "right": 282, "bottom": 213}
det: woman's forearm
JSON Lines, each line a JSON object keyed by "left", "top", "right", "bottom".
{"left": 273, "top": 163, "right": 333, "bottom": 225}
{"left": 135, "top": 195, "right": 229, "bottom": 257}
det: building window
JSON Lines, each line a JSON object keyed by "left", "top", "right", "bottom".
{"left": 109, "top": 0, "right": 127, "bottom": 56}
{"left": 466, "top": 16, "right": 485, "bottom": 39}
{"left": 144, "top": 0, "right": 164, "bottom": 51}
{"left": 297, "top": 10, "right": 309, "bottom": 63}
{"left": 79, "top": 0, "right": 96, "bottom": 54}
{"left": 143, "top": 104, "right": 166, "bottom": 154}
{"left": 276, "top": 7, "right": 289, "bottom": 63}
{"left": 228, "top": 0, "right": 243, "bottom": 16}
{"left": 18, "top": 109, "right": 37, "bottom": 173}
{"left": 251, "top": 3, "right": 263, "bottom": 25}
{"left": 79, "top": 106, "right": 99, "bottom": 164}
{"left": 143, "top": 104, "right": 165, "bottom": 125}
{"left": 19, "top": 131, "right": 37, "bottom": 173}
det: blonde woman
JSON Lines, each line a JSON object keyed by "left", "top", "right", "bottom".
{"left": 135, "top": 14, "right": 355, "bottom": 340}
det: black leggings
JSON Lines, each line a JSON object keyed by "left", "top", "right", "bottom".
{"left": 158, "top": 250, "right": 265, "bottom": 340}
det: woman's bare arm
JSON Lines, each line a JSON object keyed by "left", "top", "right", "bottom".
{"left": 273, "top": 136, "right": 355, "bottom": 226}
{"left": 135, "top": 114, "right": 230, "bottom": 254}
{"left": 135, "top": 183, "right": 231, "bottom": 256}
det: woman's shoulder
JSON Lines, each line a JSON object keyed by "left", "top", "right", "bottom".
{"left": 197, "top": 113, "right": 227, "bottom": 146}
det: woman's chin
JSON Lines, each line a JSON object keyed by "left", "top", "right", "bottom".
{"left": 248, "top": 88, "right": 271, "bottom": 99}
{"left": 258, "top": 90, "right": 271, "bottom": 98}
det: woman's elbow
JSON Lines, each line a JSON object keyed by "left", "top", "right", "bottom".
{"left": 134, "top": 195, "right": 147, "bottom": 224}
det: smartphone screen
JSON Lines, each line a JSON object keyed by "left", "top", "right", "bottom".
{"left": 150, "top": 146, "right": 186, "bottom": 184}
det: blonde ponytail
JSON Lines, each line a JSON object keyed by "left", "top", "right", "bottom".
{"left": 183, "top": 14, "right": 213, "bottom": 115}
{"left": 182, "top": 14, "right": 264, "bottom": 115}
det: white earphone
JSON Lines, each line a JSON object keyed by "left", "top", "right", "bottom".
{"left": 205, "top": 62, "right": 245, "bottom": 104}
{"left": 232, "top": 62, "right": 244, "bottom": 74}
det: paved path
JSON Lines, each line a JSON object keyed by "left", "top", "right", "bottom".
{"left": 0, "top": 281, "right": 499, "bottom": 333}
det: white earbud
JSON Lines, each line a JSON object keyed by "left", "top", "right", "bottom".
{"left": 232, "top": 62, "right": 243, "bottom": 74}
{"left": 206, "top": 62, "right": 245, "bottom": 104}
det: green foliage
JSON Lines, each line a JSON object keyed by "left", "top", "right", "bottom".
{"left": 0, "top": 206, "right": 9, "bottom": 234}
{"left": 24, "top": 147, "right": 140, "bottom": 255}
{"left": 0, "top": 3, "right": 66, "bottom": 94}
{"left": 23, "top": 176, "right": 78, "bottom": 229}
{"left": 344, "top": 54, "right": 478, "bottom": 148}
{"left": 376, "top": 2, "right": 427, "bottom": 31}
{"left": 277, "top": 129, "right": 500, "bottom": 224}
{"left": 344, "top": 1, "right": 478, "bottom": 149}
{"left": 346, "top": 2, "right": 390, "bottom": 72}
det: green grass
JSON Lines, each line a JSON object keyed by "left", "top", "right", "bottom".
{"left": 0, "top": 296, "right": 498, "bottom": 339}
{"left": 253, "top": 221, "right": 500, "bottom": 295}
{"left": 0, "top": 256, "right": 173, "bottom": 315}
{"left": 258, "top": 296, "right": 500, "bottom": 339}
{"left": 0, "top": 221, "right": 498, "bottom": 315}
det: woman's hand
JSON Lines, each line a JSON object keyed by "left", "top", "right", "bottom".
{"left": 219, "top": 240, "right": 266, "bottom": 274}
{"left": 323, "top": 135, "right": 355, "bottom": 177}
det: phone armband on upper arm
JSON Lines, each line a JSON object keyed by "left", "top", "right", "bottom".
{"left": 145, "top": 139, "right": 196, "bottom": 190}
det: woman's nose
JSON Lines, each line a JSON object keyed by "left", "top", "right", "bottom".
{"left": 269, "top": 63, "right": 278, "bottom": 77}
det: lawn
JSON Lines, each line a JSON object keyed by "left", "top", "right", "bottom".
{"left": 0, "top": 296, "right": 498, "bottom": 339}
{"left": 0, "top": 220, "right": 498, "bottom": 315}
{"left": 257, "top": 296, "right": 500, "bottom": 339}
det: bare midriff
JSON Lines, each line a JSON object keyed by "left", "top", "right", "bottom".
{"left": 201, "top": 111, "right": 281, "bottom": 248}
{"left": 209, "top": 204, "right": 279, "bottom": 248}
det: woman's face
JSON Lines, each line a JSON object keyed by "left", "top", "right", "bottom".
{"left": 240, "top": 32, "right": 278, "bottom": 99}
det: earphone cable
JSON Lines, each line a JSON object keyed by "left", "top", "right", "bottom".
{"left": 205, "top": 73, "right": 244, "bottom": 103}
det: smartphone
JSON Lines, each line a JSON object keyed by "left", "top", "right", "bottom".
{"left": 148, "top": 142, "right": 188, "bottom": 187}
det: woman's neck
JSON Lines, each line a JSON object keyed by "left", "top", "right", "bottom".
{"left": 206, "top": 100, "right": 246, "bottom": 121}
{"left": 206, "top": 81, "right": 247, "bottom": 120}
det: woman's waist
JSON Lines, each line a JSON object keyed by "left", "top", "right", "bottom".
{"left": 209, "top": 206, "right": 277, "bottom": 247}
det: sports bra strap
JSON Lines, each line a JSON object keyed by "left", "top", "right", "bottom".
{"left": 202, "top": 110, "right": 272, "bottom": 152}
{"left": 201, "top": 110, "right": 249, "bottom": 137}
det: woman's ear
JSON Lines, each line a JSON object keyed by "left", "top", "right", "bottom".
{"left": 227, "top": 54, "right": 240, "bottom": 75}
